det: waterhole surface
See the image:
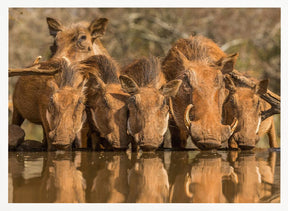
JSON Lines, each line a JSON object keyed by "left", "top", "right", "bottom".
{"left": 8, "top": 149, "right": 280, "bottom": 203}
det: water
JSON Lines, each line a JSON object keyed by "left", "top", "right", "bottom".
{"left": 8, "top": 149, "right": 280, "bottom": 203}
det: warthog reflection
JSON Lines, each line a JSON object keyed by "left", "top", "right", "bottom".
{"left": 9, "top": 150, "right": 279, "bottom": 203}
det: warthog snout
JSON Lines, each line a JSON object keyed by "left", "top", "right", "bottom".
{"left": 184, "top": 104, "right": 238, "bottom": 150}
{"left": 231, "top": 132, "right": 258, "bottom": 150}
{"left": 49, "top": 129, "right": 75, "bottom": 146}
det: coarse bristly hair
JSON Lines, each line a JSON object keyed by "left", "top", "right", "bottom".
{"left": 80, "top": 55, "right": 120, "bottom": 84}
{"left": 121, "top": 56, "right": 163, "bottom": 88}
{"left": 162, "top": 35, "right": 226, "bottom": 81}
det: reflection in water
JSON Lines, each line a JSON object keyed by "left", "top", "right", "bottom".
{"left": 9, "top": 150, "right": 280, "bottom": 203}
{"left": 127, "top": 153, "right": 169, "bottom": 203}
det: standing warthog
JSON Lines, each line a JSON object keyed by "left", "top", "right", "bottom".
{"left": 162, "top": 35, "right": 238, "bottom": 150}
{"left": 80, "top": 55, "right": 132, "bottom": 150}
{"left": 10, "top": 17, "right": 110, "bottom": 150}
{"left": 119, "top": 57, "right": 182, "bottom": 151}
{"left": 223, "top": 75, "right": 278, "bottom": 149}
{"left": 13, "top": 59, "right": 87, "bottom": 150}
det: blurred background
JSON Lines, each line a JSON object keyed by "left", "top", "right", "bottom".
{"left": 8, "top": 8, "right": 280, "bottom": 147}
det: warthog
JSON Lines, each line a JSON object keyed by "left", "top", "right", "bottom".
{"left": 162, "top": 35, "right": 238, "bottom": 149}
{"left": 223, "top": 75, "right": 278, "bottom": 149}
{"left": 119, "top": 57, "right": 182, "bottom": 151}
{"left": 12, "top": 59, "right": 87, "bottom": 150}
{"left": 47, "top": 17, "right": 109, "bottom": 60}
{"left": 11, "top": 17, "right": 110, "bottom": 150}
{"left": 9, "top": 17, "right": 109, "bottom": 77}
{"left": 81, "top": 55, "right": 132, "bottom": 149}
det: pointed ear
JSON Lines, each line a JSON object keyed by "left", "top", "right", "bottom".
{"left": 46, "top": 17, "right": 63, "bottom": 37}
{"left": 89, "top": 18, "right": 108, "bottom": 39}
{"left": 119, "top": 75, "right": 139, "bottom": 95}
{"left": 256, "top": 79, "right": 269, "bottom": 95}
{"left": 217, "top": 53, "right": 239, "bottom": 74}
{"left": 47, "top": 80, "right": 59, "bottom": 92}
{"left": 160, "top": 79, "right": 182, "bottom": 97}
{"left": 173, "top": 48, "right": 191, "bottom": 70}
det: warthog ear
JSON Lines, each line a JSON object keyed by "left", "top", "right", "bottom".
{"left": 217, "top": 53, "right": 239, "bottom": 74}
{"left": 119, "top": 75, "right": 139, "bottom": 95}
{"left": 160, "top": 79, "right": 182, "bottom": 97}
{"left": 46, "top": 17, "right": 63, "bottom": 37}
{"left": 47, "top": 80, "right": 59, "bottom": 92}
{"left": 89, "top": 18, "right": 109, "bottom": 39}
{"left": 255, "top": 79, "right": 269, "bottom": 95}
{"left": 173, "top": 48, "right": 191, "bottom": 70}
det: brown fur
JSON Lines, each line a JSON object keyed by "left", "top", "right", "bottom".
{"left": 12, "top": 17, "right": 109, "bottom": 150}
{"left": 13, "top": 60, "right": 87, "bottom": 150}
{"left": 223, "top": 76, "right": 277, "bottom": 149}
{"left": 120, "top": 57, "right": 182, "bottom": 150}
{"left": 162, "top": 35, "right": 237, "bottom": 149}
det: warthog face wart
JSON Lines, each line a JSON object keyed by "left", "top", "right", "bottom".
{"left": 176, "top": 50, "right": 238, "bottom": 150}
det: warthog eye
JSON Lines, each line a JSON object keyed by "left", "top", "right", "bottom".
{"left": 161, "top": 99, "right": 167, "bottom": 109}
{"left": 79, "top": 35, "right": 87, "bottom": 41}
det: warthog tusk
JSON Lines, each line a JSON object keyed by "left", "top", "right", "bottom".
{"left": 33, "top": 56, "right": 42, "bottom": 64}
{"left": 230, "top": 117, "right": 238, "bottom": 135}
{"left": 184, "top": 104, "right": 193, "bottom": 130}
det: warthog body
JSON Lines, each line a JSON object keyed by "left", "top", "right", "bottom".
{"left": 119, "top": 57, "right": 182, "bottom": 150}
{"left": 13, "top": 60, "right": 87, "bottom": 150}
{"left": 162, "top": 35, "right": 238, "bottom": 149}
{"left": 223, "top": 75, "right": 278, "bottom": 149}
{"left": 82, "top": 55, "right": 132, "bottom": 149}
{"left": 12, "top": 17, "right": 109, "bottom": 150}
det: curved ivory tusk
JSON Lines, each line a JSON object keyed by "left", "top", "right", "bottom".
{"left": 184, "top": 104, "right": 193, "bottom": 130}
{"left": 230, "top": 117, "right": 238, "bottom": 135}
{"left": 33, "top": 56, "right": 42, "bottom": 64}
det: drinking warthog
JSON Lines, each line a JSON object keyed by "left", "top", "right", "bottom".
{"left": 81, "top": 55, "right": 132, "bottom": 150}
{"left": 223, "top": 75, "right": 278, "bottom": 149}
{"left": 119, "top": 57, "right": 182, "bottom": 151}
{"left": 162, "top": 35, "right": 238, "bottom": 149}
{"left": 13, "top": 59, "right": 87, "bottom": 150}
{"left": 11, "top": 17, "right": 110, "bottom": 150}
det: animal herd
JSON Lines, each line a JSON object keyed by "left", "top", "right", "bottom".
{"left": 9, "top": 17, "right": 280, "bottom": 151}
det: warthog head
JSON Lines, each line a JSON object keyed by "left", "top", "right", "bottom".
{"left": 46, "top": 60, "right": 87, "bottom": 149}
{"left": 174, "top": 50, "right": 239, "bottom": 149}
{"left": 90, "top": 81, "right": 132, "bottom": 150}
{"left": 47, "top": 17, "right": 109, "bottom": 61}
{"left": 223, "top": 75, "right": 269, "bottom": 149}
{"left": 120, "top": 57, "right": 182, "bottom": 151}
{"left": 83, "top": 55, "right": 132, "bottom": 150}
